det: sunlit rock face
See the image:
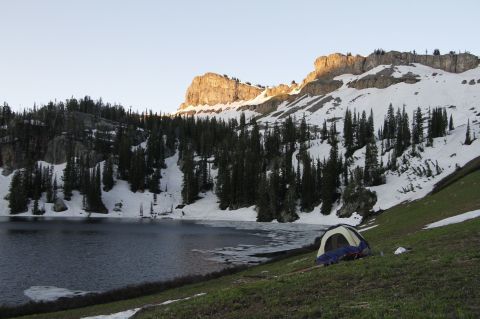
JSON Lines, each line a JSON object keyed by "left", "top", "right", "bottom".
{"left": 178, "top": 51, "right": 479, "bottom": 111}
{"left": 303, "top": 51, "right": 479, "bottom": 84}
{"left": 179, "top": 73, "right": 263, "bottom": 109}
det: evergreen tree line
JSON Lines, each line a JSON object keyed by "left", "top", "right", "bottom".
{"left": 2, "top": 96, "right": 470, "bottom": 219}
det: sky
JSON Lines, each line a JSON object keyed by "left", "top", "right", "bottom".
{"left": 1, "top": 0, "right": 479, "bottom": 113}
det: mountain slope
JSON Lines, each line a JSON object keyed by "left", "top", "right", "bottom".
{"left": 174, "top": 53, "right": 480, "bottom": 220}
{"left": 12, "top": 169, "right": 480, "bottom": 319}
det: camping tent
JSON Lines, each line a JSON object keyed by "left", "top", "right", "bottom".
{"left": 315, "top": 224, "right": 371, "bottom": 265}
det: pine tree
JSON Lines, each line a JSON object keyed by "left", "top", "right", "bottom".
{"left": 32, "top": 163, "right": 43, "bottom": 200}
{"left": 46, "top": 173, "right": 54, "bottom": 203}
{"left": 358, "top": 110, "right": 367, "bottom": 148}
{"left": 282, "top": 185, "right": 298, "bottom": 222}
{"left": 320, "top": 120, "right": 328, "bottom": 142}
{"left": 465, "top": 119, "right": 472, "bottom": 145}
{"left": 255, "top": 172, "right": 271, "bottom": 222}
{"left": 52, "top": 175, "right": 58, "bottom": 202}
{"left": 268, "top": 166, "right": 280, "bottom": 221}
{"left": 299, "top": 115, "right": 309, "bottom": 149}
{"left": 449, "top": 114, "right": 454, "bottom": 131}
{"left": 343, "top": 108, "right": 354, "bottom": 157}
{"left": 9, "top": 170, "right": 28, "bottom": 214}
{"left": 84, "top": 165, "right": 107, "bottom": 213}
{"left": 386, "top": 103, "right": 396, "bottom": 146}
{"left": 181, "top": 147, "right": 198, "bottom": 204}
{"left": 102, "top": 156, "right": 114, "bottom": 191}
{"left": 367, "top": 109, "right": 375, "bottom": 142}
{"left": 129, "top": 148, "right": 146, "bottom": 192}
{"left": 364, "top": 139, "right": 383, "bottom": 186}
{"left": 118, "top": 134, "right": 132, "bottom": 179}
{"left": 149, "top": 168, "right": 161, "bottom": 194}
{"left": 63, "top": 155, "right": 74, "bottom": 200}
{"left": 300, "top": 154, "right": 315, "bottom": 212}
{"left": 426, "top": 108, "right": 433, "bottom": 146}
{"left": 216, "top": 147, "right": 231, "bottom": 210}
{"left": 321, "top": 139, "right": 339, "bottom": 215}
{"left": 199, "top": 156, "right": 211, "bottom": 191}
{"left": 412, "top": 107, "right": 424, "bottom": 149}
{"left": 32, "top": 199, "right": 42, "bottom": 215}
{"left": 442, "top": 108, "right": 448, "bottom": 135}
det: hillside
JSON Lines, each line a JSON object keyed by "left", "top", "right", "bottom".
{"left": 174, "top": 51, "right": 480, "bottom": 222}
{"left": 9, "top": 167, "right": 480, "bottom": 318}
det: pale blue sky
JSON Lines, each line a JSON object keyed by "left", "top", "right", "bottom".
{"left": 1, "top": 0, "right": 478, "bottom": 112}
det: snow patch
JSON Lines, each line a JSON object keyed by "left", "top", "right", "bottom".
{"left": 394, "top": 247, "right": 408, "bottom": 255}
{"left": 24, "top": 286, "right": 91, "bottom": 302}
{"left": 82, "top": 293, "right": 207, "bottom": 319}
{"left": 424, "top": 209, "right": 480, "bottom": 229}
{"left": 83, "top": 309, "right": 140, "bottom": 319}
{"left": 358, "top": 224, "right": 378, "bottom": 232}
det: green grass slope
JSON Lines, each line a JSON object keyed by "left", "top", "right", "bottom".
{"left": 18, "top": 171, "right": 480, "bottom": 319}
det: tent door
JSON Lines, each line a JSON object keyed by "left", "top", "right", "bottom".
{"left": 324, "top": 233, "right": 350, "bottom": 252}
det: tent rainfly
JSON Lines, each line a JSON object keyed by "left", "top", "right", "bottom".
{"left": 315, "top": 224, "right": 371, "bottom": 265}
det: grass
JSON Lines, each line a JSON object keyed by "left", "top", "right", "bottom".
{"left": 13, "top": 170, "right": 480, "bottom": 319}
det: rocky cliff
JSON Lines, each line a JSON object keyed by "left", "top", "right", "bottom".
{"left": 303, "top": 51, "right": 479, "bottom": 83}
{"left": 179, "top": 73, "right": 263, "bottom": 109}
{"left": 178, "top": 51, "right": 479, "bottom": 111}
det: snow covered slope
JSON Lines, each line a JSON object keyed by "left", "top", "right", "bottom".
{"left": 1, "top": 63, "right": 479, "bottom": 225}
{"left": 0, "top": 151, "right": 361, "bottom": 225}
{"left": 175, "top": 63, "right": 480, "bottom": 219}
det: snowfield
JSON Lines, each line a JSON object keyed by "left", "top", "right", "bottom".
{"left": 1, "top": 63, "right": 479, "bottom": 225}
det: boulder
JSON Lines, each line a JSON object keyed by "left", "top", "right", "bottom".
{"left": 53, "top": 198, "right": 68, "bottom": 212}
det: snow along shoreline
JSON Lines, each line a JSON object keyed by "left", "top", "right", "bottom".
{"left": 0, "top": 152, "right": 362, "bottom": 226}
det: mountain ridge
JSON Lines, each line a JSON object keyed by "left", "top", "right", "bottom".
{"left": 178, "top": 50, "right": 479, "bottom": 112}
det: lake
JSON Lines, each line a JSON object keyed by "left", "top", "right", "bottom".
{"left": 0, "top": 217, "right": 325, "bottom": 306}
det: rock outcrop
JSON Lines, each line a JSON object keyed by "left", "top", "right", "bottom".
{"left": 299, "top": 79, "right": 343, "bottom": 96}
{"left": 239, "top": 94, "right": 296, "bottom": 116}
{"left": 304, "top": 51, "right": 479, "bottom": 84}
{"left": 0, "top": 142, "right": 29, "bottom": 174}
{"left": 347, "top": 67, "right": 420, "bottom": 90}
{"left": 338, "top": 186, "right": 377, "bottom": 218}
{"left": 180, "top": 73, "right": 263, "bottom": 109}
{"left": 265, "top": 83, "right": 299, "bottom": 97}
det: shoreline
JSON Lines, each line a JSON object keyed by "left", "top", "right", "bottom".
{"left": 0, "top": 238, "right": 320, "bottom": 319}
{"left": 0, "top": 214, "right": 354, "bottom": 226}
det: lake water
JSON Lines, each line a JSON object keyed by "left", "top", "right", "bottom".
{"left": 0, "top": 217, "right": 325, "bottom": 306}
